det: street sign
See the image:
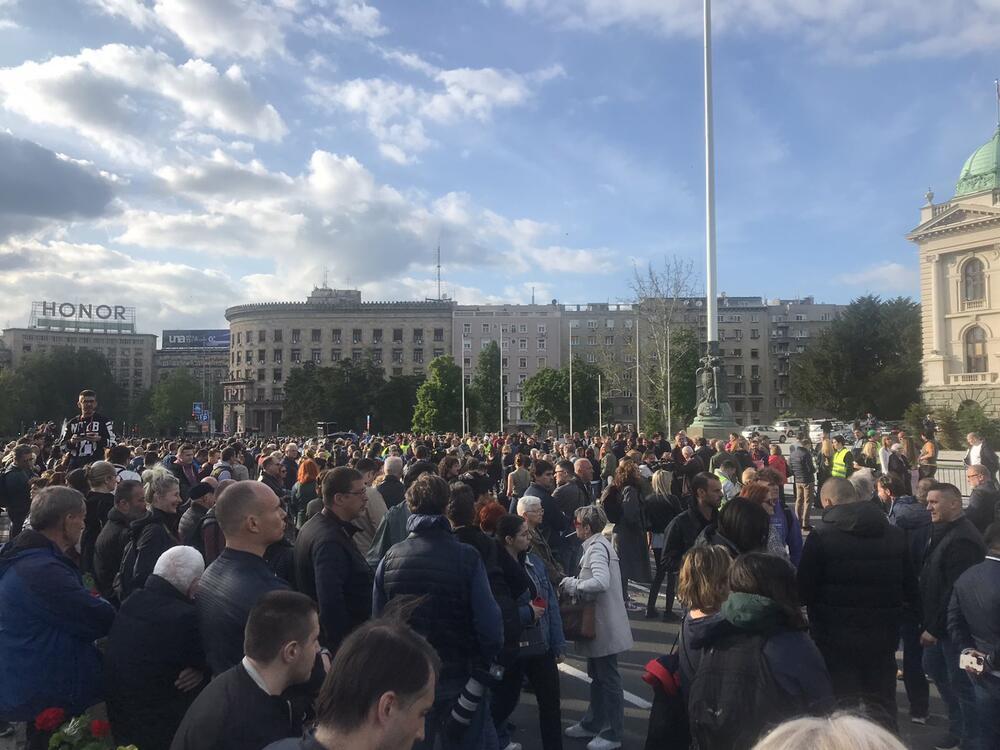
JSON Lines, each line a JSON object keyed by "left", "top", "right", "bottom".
{"left": 192, "top": 402, "right": 203, "bottom": 417}
{"left": 200, "top": 412, "right": 210, "bottom": 422}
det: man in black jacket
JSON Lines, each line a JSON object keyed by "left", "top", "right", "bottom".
{"left": 93, "top": 480, "right": 145, "bottom": 602}
{"left": 196, "top": 481, "right": 290, "bottom": 676}
{"left": 377, "top": 455, "right": 406, "bottom": 508}
{"left": 294, "top": 467, "right": 374, "bottom": 653}
{"left": 964, "top": 464, "right": 1000, "bottom": 533}
{"left": 964, "top": 432, "right": 999, "bottom": 482}
{"left": 59, "top": 389, "right": 116, "bottom": 468}
{"left": 106, "top": 546, "right": 207, "bottom": 750}
{"left": 171, "top": 591, "right": 320, "bottom": 750}
{"left": 787, "top": 439, "right": 816, "bottom": 530}
{"left": 170, "top": 444, "right": 201, "bottom": 503}
{"left": 652, "top": 472, "right": 721, "bottom": 621}
{"left": 0, "top": 445, "right": 37, "bottom": 538}
{"left": 797, "top": 477, "right": 919, "bottom": 732}
{"left": 920, "top": 483, "right": 986, "bottom": 750}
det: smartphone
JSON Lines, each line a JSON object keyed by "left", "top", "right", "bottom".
{"left": 960, "top": 650, "right": 985, "bottom": 674}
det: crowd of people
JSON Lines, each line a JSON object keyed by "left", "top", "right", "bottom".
{"left": 0, "top": 390, "right": 997, "bottom": 750}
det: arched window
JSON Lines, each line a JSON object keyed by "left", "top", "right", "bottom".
{"left": 963, "top": 258, "right": 986, "bottom": 301}
{"left": 965, "top": 326, "right": 988, "bottom": 373}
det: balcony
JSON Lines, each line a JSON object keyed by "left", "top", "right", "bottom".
{"left": 961, "top": 298, "right": 987, "bottom": 312}
{"left": 947, "top": 372, "right": 999, "bottom": 385}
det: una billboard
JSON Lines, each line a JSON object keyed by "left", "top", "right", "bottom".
{"left": 162, "top": 329, "right": 230, "bottom": 349}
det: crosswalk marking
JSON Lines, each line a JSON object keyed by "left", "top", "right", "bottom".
{"left": 558, "top": 662, "right": 653, "bottom": 710}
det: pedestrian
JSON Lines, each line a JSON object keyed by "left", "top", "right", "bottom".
{"left": 351, "top": 457, "right": 388, "bottom": 556}
{"left": 787, "top": 438, "right": 815, "bottom": 531}
{"left": 178, "top": 482, "right": 216, "bottom": 546}
{"left": 518, "top": 459, "right": 568, "bottom": 558}
{"left": 290, "top": 459, "right": 319, "bottom": 529}
{"left": 797, "top": 477, "right": 918, "bottom": 732}
{"left": 105, "top": 546, "right": 207, "bottom": 750}
{"left": 491, "top": 514, "right": 566, "bottom": 750}
{"left": 262, "top": 618, "right": 439, "bottom": 750}
{"left": 611, "top": 461, "right": 651, "bottom": 611}
{"left": 947, "top": 522, "right": 1000, "bottom": 750}
{"left": 0, "top": 445, "right": 37, "bottom": 538}
{"left": 170, "top": 443, "right": 201, "bottom": 503}
{"left": 373, "top": 473, "right": 503, "bottom": 750}
{"left": 92, "top": 479, "right": 146, "bottom": 602}
{"left": 81, "top": 459, "right": 117, "bottom": 574}
{"left": 695, "top": 497, "right": 770, "bottom": 558}
{"left": 197, "top": 481, "right": 290, "bottom": 676}
{"left": 918, "top": 430, "right": 938, "bottom": 480}
{"left": 964, "top": 432, "right": 999, "bottom": 483}
{"left": 742, "top": 474, "right": 802, "bottom": 565}
{"left": 376, "top": 455, "right": 406, "bottom": 509}
{"left": 560, "top": 504, "right": 634, "bottom": 750}
{"left": 686, "top": 553, "right": 833, "bottom": 749}
{"left": 643, "top": 469, "right": 683, "bottom": 619}
{"left": 281, "top": 444, "right": 301, "bottom": 493}
{"left": 830, "top": 435, "right": 853, "bottom": 479}
{"left": 887, "top": 443, "right": 912, "bottom": 496}
{"left": 59, "top": 390, "right": 116, "bottom": 469}
{"left": 294, "top": 467, "right": 374, "bottom": 653}
{"left": 171, "top": 591, "right": 320, "bottom": 750}
{"left": 920, "top": 482, "right": 986, "bottom": 750}
{"left": 964, "top": 464, "right": 1000, "bottom": 533}
{"left": 517, "top": 495, "right": 564, "bottom": 587}
{"left": 766, "top": 445, "right": 788, "bottom": 484}
{"left": 0, "top": 487, "right": 115, "bottom": 723}
{"left": 117, "top": 466, "right": 182, "bottom": 599}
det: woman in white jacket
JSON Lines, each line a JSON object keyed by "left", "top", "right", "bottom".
{"left": 558, "top": 504, "right": 634, "bottom": 750}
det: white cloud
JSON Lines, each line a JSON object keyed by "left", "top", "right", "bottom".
{"left": 836, "top": 261, "right": 918, "bottom": 292}
{"left": 308, "top": 59, "right": 564, "bottom": 162}
{"left": 0, "top": 44, "right": 287, "bottom": 163}
{"left": 502, "top": 0, "right": 1000, "bottom": 60}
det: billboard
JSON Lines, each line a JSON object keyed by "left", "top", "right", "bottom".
{"left": 162, "top": 329, "right": 231, "bottom": 349}
{"left": 30, "top": 301, "right": 136, "bottom": 333}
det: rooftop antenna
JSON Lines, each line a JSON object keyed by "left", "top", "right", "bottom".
{"left": 436, "top": 244, "right": 442, "bottom": 301}
{"left": 531, "top": 286, "right": 535, "bottom": 305}
{"left": 322, "top": 265, "right": 329, "bottom": 289}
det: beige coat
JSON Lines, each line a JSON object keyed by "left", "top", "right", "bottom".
{"left": 560, "top": 533, "right": 634, "bottom": 658}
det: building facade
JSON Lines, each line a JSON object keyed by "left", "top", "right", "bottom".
{"left": 909, "top": 126, "right": 1000, "bottom": 416}
{"left": 223, "top": 287, "right": 454, "bottom": 434}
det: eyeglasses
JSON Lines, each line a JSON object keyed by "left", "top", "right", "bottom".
{"left": 341, "top": 489, "right": 367, "bottom": 496}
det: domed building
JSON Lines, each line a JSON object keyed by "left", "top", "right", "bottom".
{"left": 908, "top": 125, "right": 1000, "bottom": 417}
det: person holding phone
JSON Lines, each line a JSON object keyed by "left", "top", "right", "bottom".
{"left": 947, "top": 522, "right": 1000, "bottom": 750}
{"left": 60, "top": 389, "right": 117, "bottom": 469}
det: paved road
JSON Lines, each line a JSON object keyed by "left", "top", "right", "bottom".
{"left": 507, "top": 583, "right": 948, "bottom": 750}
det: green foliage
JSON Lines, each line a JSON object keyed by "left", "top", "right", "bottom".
{"left": 522, "top": 357, "right": 603, "bottom": 431}
{"left": 789, "top": 295, "right": 921, "bottom": 420}
{"left": 932, "top": 405, "right": 962, "bottom": 450}
{"left": 956, "top": 400, "right": 1000, "bottom": 447}
{"left": 470, "top": 341, "right": 501, "bottom": 431}
{"left": 412, "top": 356, "right": 463, "bottom": 433}
{"left": 282, "top": 359, "right": 388, "bottom": 434}
{"left": 376, "top": 375, "right": 423, "bottom": 433}
{"left": 148, "top": 368, "right": 202, "bottom": 434}
{"left": 643, "top": 326, "right": 699, "bottom": 432}
{"left": 0, "top": 347, "right": 125, "bottom": 434}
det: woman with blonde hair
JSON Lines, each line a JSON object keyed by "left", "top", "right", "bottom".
{"left": 644, "top": 469, "right": 683, "bottom": 618}
{"left": 751, "top": 712, "right": 906, "bottom": 750}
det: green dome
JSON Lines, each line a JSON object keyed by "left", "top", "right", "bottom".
{"left": 956, "top": 127, "right": 1000, "bottom": 197}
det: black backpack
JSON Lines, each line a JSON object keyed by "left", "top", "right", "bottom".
{"left": 600, "top": 484, "right": 623, "bottom": 524}
{"left": 687, "top": 632, "right": 797, "bottom": 750}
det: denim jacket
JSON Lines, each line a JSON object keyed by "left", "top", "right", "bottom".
{"left": 521, "top": 552, "right": 568, "bottom": 657}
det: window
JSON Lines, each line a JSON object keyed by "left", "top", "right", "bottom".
{"left": 605, "top": 335, "right": 614, "bottom": 345}
{"left": 795, "top": 314, "right": 806, "bottom": 321}
{"left": 291, "top": 329, "right": 301, "bottom": 344}
{"left": 482, "top": 323, "right": 491, "bottom": 334}
{"left": 464, "top": 357, "right": 471, "bottom": 368}
{"left": 750, "top": 382, "right": 760, "bottom": 395}
{"left": 537, "top": 356, "right": 546, "bottom": 368}
{"left": 519, "top": 357, "right": 527, "bottom": 368}
{"left": 518, "top": 324, "right": 527, "bottom": 333}
{"left": 964, "top": 258, "right": 986, "bottom": 301}
{"left": 257, "top": 349, "right": 265, "bottom": 364}
{"left": 273, "top": 349, "right": 283, "bottom": 363}
{"left": 734, "top": 364, "right": 744, "bottom": 376}
{"left": 571, "top": 335, "right": 579, "bottom": 346}
{"left": 372, "top": 349, "right": 383, "bottom": 364}
{"left": 750, "top": 329, "right": 760, "bottom": 339}
{"left": 413, "top": 328, "right": 423, "bottom": 344}
{"left": 353, "top": 329, "right": 362, "bottom": 344}
{"left": 751, "top": 349, "right": 759, "bottom": 359}
{"left": 433, "top": 348, "right": 443, "bottom": 358}
{"left": 518, "top": 373, "right": 527, "bottom": 383}
{"left": 272, "top": 388, "right": 283, "bottom": 401}
{"left": 463, "top": 340, "right": 471, "bottom": 350}
{"left": 481, "top": 338, "right": 492, "bottom": 350}
{"left": 538, "top": 324, "right": 546, "bottom": 334}
{"left": 236, "top": 351, "right": 242, "bottom": 364}
{"left": 413, "top": 349, "right": 423, "bottom": 363}
{"left": 393, "top": 328, "right": 403, "bottom": 344}
{"left": 519, "top": 339, "right": 527, "bottom": 350}
{"left": 372, "top": 329, "right": 383, "bottom": 344}
{"left": 463, "top": 323, "right": 471, "bottom": 334}
{"left": 237, "top": 332, "right": 242, "bottom": 345}
{"left": 257, "top": 368, "right": 265, "bottom": 382}
{"left": 273, "top": 368, "right": 283, "bottom": 381}
{"left": 734, "top": 330, "right": 743, "bottom": 341}
{"left": 290, "top": 349, "right": 301, "bottom": 363}
{"left": 733, "top": 382, "right": 744, "bottom": 395}
{"left": 502, "top": 357, "right": 509, "bottom": 368}
{"left": 751, "top": 364, "right": 760, "bottom": 378}
{"left": 332, "top": 329, "right": 342, "bottom": 344}
{"left": 734, "top": 399, "right": 745, "bottom": 412}
{"left": 311, "top": 349, "right": 321, "bottom": 363}
{"left": 586, "top": 353, "right": 596, "bottom": 363}
{"left": 537, "top": 338, "right": 546, "bottom": 351}
{"left": 606, "top": 319, "right": 615, "bottom": 329}
{"left": 751, "top": 399, "right": 761, "bottom": 412}
{"left": 392, "top": 349, "right": 403, "bottom": 364}
{"left": 587, "top": 320, "right": 598, "bottom": 329}
{"left": 587, "top": 335, "right": 597, "bottom": 346}
{"left": 966, "top": 326, "right": 988, "bottom": 372}
{"left": 258, "top": 330, "right": 266, "bottom": 343}
{"left": 352, "top": 349, "right": 362, "bottom": 363}
{"left": 331, "top": 349, "right": 341, "bottom": 361}
{"left": 311, "top": 329, "right": 321, "bottom": 342}
{"left": 273, "top": 329, "right": 282, "bottom": 342}
{"left": 433, "top": 328, "right": 444, "bottom": 342}
{"left": 624, "top": 319, "right": 634, "bottom": 329}
{"left": 732, "top": 348, "right": 743, "bottom": 358}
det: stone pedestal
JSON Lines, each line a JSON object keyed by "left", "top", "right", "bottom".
{"left": 687, "top": 409, "right": 742, "bottom": 442}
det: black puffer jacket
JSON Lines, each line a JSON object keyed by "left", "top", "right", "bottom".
{"left": 787, "top": 446, "right": 815, "bottom": 485}
{"left": 919, "top": 516, "right": 985, "bottom": 639}
{"left": 797, "top": 501, "right": 918, "bottom": 653}
{"left": 93, "top": 508, "right": 132, "bottom": 601}
{"left": 105, "top": 575, "right": 206, "bottom": 750}
{"left": 661, "top": 502, "right": 717, "bottom": 572}
{"left": 117, "top": 509, "right": 178, "bottom": 599}
{"left": 196, "top": 548, "right": 290, "bottom": 676}
{"left": 967, "top": 484, "right": 1000, "bottom": 534}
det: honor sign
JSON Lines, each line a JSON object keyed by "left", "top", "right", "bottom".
{"left": 30, "top": 300, "right": 136, "bottom": 333}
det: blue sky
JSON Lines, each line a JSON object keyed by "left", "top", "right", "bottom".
{"left": 0, "top": 0, "right": 998, "bottom": 333}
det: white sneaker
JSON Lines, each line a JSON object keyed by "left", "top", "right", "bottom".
{"left": 587, "top": 737, "right": 622, "bottom": 750}
{"left": 565, "top": 723, "right": 597, "bottom": 739}
{"left": 502, "top": 744, "right": 522, "bottom": 750}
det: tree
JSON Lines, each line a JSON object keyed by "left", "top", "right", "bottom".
{"left": 470, "top": 341, "right": 501, "bottom": 431}
{"left": 412, "top": 356, "right": 463, "bottom": 433}
{"left": 789, "top": 295, "right": 921, "bottom": 420}
{"left": 521, "top": 358, "right": 603, "bottom": 431}
{"left": 375, "top": 375, "right": 422, "bottom": 433}
{"left": 283, "top": 359, "right": 387, "bottom": 434}
{"left": 148, "top": 368, "right": 202, "bottom": 434}
{"left": 641, "top": 326, "right": 699, "bottom": 433}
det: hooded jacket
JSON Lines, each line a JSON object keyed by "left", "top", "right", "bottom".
{"left": 797, "top": 501, "right": 918, "bottom": 653}
{"left": 919, "top": 516, "right": 985, "bottom": 639}
{"left": 93, "top": 507, "right": 132, "bottom": 601}
{"left": 887, "top": 495, "right": 931, "bottom": 579}
{"left": 118, "top": 508, "right": 179, "bottom": 599}
{"left": 0, "top": 530, "right": 115, "bottom": 720}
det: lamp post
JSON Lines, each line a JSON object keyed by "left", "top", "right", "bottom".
{"left": 460, "top": 345, "right": 466, "bottom": 435}
{"left": 568, "top": 335, "right": 574, "bottom": 435}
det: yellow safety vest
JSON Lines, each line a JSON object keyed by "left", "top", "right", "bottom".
{"left": 831, "top": 448, "right": 852, "bottom": 478}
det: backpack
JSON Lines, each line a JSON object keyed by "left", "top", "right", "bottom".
{"left": 687, "top": 632, "right": 797, "bottom": 750}
{"left": 600, "top": 484, "right": 623, "bottom": 524}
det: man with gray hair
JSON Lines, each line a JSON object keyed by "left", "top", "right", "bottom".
{"left": 964, "top": 463, "right": 1000, "bottom": 533}
{"left": 105, "top": 546, "right": 207, "bottom": 750}
{"left": 964, "top": 431, "right": 999, "bottom": 482}
{"left": 377, "top": 455, "right": 405, "bottom": 509}
{"left": 798, "top": 476, "right": 918, "bottom": 732}
{"left": 0, "top": 486, "right": 115, "bottom": 721}
{"left": 847, "top": 468, "right": 876, "bottom": 505}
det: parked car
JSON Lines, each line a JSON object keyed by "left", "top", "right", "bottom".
{"left": 741, "top": 424, "right": 785, "bottom": 442}
{"left": 773, "top": 419, "right": 805, "bottom": 440}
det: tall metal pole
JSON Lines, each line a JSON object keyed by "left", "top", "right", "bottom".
{"left": 704, "top": 0, "right": 718, "bottom": 357}
{"left": 568, "top": 338, "right": 574, "bottom": 435}
{"left": 498, "top": 333, "right": 504, "bottom": 434}
{"left": 460, "top": 347, "right": 466, "bottom": 435}
{"left": 666, "top": 325, "right": 672, "bottom": 437}
{"left": 635, "top": 317, "right": 640, "bottom": 432}
{"left": 598, "top": 372, "right": 603, "bottom": 437}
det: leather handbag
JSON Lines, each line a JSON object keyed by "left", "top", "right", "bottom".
{"left": 560, "top": 596, "right": 596, "bottom": 641}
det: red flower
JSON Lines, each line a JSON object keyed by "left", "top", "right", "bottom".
{"left": 90, "top": 719, "right": 111, "bottom": 738}
{"left": 34, "top": 707, "right": 66, "bottom": 732}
